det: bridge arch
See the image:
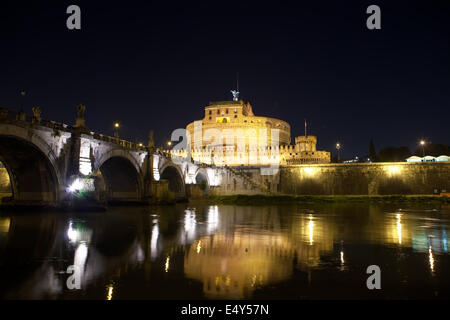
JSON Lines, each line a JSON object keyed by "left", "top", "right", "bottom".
{"left": 195, "top": 168, "right": 210, "bottom": 189}
{"left": 159, "top": 162, "right": 186, "bottom": 200}
{"left": 0, "top": 125, "right": 62, "bottom": 204}
{"left": 94, "top": 149, "right": 144, "bottom": 202}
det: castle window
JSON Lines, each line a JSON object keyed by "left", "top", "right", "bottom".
{"left": 209, "top": 110, "right": 212, "bottom": 115}
{"left": 226, "top": 109, "right": 229, "bottom": 114}
{"left": 217, "top": 110, "right": 220, "bottom": 115}
{"left": 234, "top": 108, "right": 237, "bottom": 113}
{"left": 217, "top": 117, "right": 230, "bottom": 124}
{"left": 209, "top": 117, "right": 211, "bottom": 120}
{"left": 234, "top": 115, "right": 237, "bottom": 118}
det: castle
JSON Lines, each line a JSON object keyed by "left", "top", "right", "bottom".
{"left": 172, "top": 95, "right": 330, "bottom": 166}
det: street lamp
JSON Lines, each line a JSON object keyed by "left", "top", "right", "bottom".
{"left": 336, "top": 142, "right": 341, "bottom": 162}
{"left": 167, "top": 141, "right": 172, "bottom": 147}
{"left": 114, "top": 122, "right": 120, "bottom": 138}
{"left": 420, "top": 140, "right": 426, "bottom": 157}
{"left": 20, "top": 90, "right": 26, "bottom": 111}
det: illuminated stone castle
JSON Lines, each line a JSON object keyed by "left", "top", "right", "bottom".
{"left": 174, "top": 95, "right": 330, "bottom": 166}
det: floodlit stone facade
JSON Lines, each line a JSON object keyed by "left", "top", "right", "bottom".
{"left": 183, "top": 100, "right": 330, "bottom": 166}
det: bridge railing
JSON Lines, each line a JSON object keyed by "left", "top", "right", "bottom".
{"left": 0, "top": 107, "right": 147, "bottom": 152}
{"left": 0, "top": 107, "right": 74, "bottom": 131}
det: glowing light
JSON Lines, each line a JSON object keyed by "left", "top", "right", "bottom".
{"left": 420, "top": 140, "right": 425, "bottom": 146}
{"left": 340, "top": 251, "right": 345, "bottom": 264}
{"left": 308, "top": 215, "right": 314, "bottom": 245}
{"left": 68, "top": 178, "right": 83, "bottom": 193}
{"left": 165, "top": 256, "right": 170, "bottom": 273}
{"left": 429, "top": 246, "right": 435, "bottom": 273}
{"left": 138, "top": 143, "right": 143, "bottom": 147}
{"left": 197, "top": 241, "right": 202, "bottom": 254}
{"left": 106, "top": 285, "right": 114, "bottom": 300}
{"left": 167, "top": 141, "right": 172, "bottom": 146}
{"left": 114, "top": 122, "right": 120, "bottom": 128}
{"left": 67, "top": 222, "right": 78, "bottom": 242}
{"left": 66, "top": 221, "right": 92, "bottom": 244}
{"left": 387, "top": 165, "right": 400, "bottom": 174}
{"left": 304, "top": 167, "right": 314, "bottom": 175}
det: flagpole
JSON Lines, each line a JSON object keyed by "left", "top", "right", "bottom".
{"left": 304, "top": 119, "right": 307, "bottom": 138}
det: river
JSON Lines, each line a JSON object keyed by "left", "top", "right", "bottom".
{"left": 0, "top": 202, "right": 449, "bottom": 299}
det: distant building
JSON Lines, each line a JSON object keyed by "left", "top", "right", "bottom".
{"left": 406, "top": 155, "right": 450, "bottom": 162}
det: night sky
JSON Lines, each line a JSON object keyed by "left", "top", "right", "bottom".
{"left": 1, "top": 0, "right": 449, "bottom": 158}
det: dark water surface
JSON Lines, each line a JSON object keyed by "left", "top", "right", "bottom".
{"left": 0, "top": 203, "right": 449, "bottom": 300}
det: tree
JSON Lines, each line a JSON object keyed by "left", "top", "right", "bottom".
{"left": 369, "top": 139, "right": 377, "bottom": 162}
{"left": 378, "top": 146, "right": 411, "bottom": 162}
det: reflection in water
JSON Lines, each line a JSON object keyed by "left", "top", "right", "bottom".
{"left": 396, "top": 213, "right": 402, "bottom": 244}
{"left": 182, "top": 209, "right": 197, "bottom": 244}
{"left": 165, "top": 256, "right": 170, "bottom": 273}
{"left": 150, "top": 219, "right": 159, "bottom": 261}
{"left": 0, "top": 217, "right": 10, "bottom": 251}
{"left": 0, "top": 204, "right": 449, "bottom": 299}
{"left": 308, "top": 215, "right": 314, "bottom": 246}
{"left": 0, "top": 217, "right": 10, "bottom": 234}
{"left": 429, "top": 245, "right": 435, "bottom": 274}
{"left": 207, "top": 206, "right": 219, "bottom": 234}
{"left": 74, "top": 243, "right": 88, "bottom": 281}
{"left": 184, "top": 232, "right": 293, "bottom": 299}
{"left": 106, "top": 284, "right": 114, "bottom": 301}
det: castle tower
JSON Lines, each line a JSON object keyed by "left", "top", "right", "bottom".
{"left": 295, "top": 136, "right": 317, "bottom": 153}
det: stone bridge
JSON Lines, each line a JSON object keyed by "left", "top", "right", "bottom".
{"left": 1, "top": 106, "right": 449, "bottom": 207}
{"left": 0, "top": 106, "right": 217, "bottom": 206}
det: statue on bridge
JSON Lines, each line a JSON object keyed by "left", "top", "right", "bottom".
{"left": 32, "top": 107, "right": 42, "bottom": 124}
{"left": 148, "top": 130, "right": 155, "bottom": 150}
{"left": 74, "top": 104, "right": 87, "bottom": 129}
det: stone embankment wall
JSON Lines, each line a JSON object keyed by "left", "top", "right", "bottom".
{"left": 211, "top": 163, "right": 450, "bottom": 196}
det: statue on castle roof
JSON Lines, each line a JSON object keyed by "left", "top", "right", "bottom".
{"left": 231, "top": 90, "right": 240, "bottom": 101}
{"left": 243, "top": 102, "right": 254, "bottom": 116}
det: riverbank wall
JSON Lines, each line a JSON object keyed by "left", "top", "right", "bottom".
{"left": 210, "top": 162, "right": 450, "bottom": 196}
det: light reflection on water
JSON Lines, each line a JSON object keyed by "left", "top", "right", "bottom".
{"left": 0, "top": 203, "right": 449, "bottom": 299}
